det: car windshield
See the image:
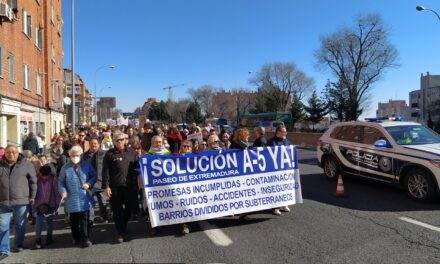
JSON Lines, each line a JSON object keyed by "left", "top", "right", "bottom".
{"left": 385, "top": 125, "right": 440, "bottom": 145}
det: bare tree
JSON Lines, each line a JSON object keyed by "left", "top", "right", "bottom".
{"left": 315, "top": 13, "right": 399, "bottom": 120}
{"left": 188, "top": 85, "right": 219, "bottom": 117}
{"left": 251, "top": 62, "right": 315, "bottom": 112}
{"left": 167, "top": 99, "right": 192, "bottom": 123}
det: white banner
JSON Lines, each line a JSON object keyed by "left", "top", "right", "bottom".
{"left": 140, "top": 146, "right": 302, "bottom": 227}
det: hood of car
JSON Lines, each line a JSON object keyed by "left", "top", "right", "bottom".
{"left": 404, "top": 144, "right": 440, "bottom": 157}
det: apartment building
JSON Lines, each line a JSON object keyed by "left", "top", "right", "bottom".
{"left": 376, "top": 99, "right": 411, "bottom": 120}
{"left": 0, "top": 0, "right": 64, "bottom": 148}
{"left": 63, "top": 68, "right": 93, "bottom": 126}
{"left": 409, "top": 72, "right": 440, "bottom": 124}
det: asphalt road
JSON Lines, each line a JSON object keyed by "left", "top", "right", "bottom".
{"left": 3, "top": 149, "right": 440, "bottom": 263}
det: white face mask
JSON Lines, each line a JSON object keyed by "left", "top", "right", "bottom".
{"left": 71, "top": 157, "right": 80, "bottom": 164}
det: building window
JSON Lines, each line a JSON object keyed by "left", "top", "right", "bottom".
{"left": 36, "top": 73, "right": 41, "bottom": 95}
{"left": 51, "top": 5, "right": 54, "bottom": 24}
{"left": 8, "top": 53, "right": 14, "bottom": 82}
{"left": 23, "top": 64, "right": 30, "bottom": 90}
{"left": 22, "top": 10, "right": 32, "bottom": 38}
{"left": 35, "top": 26, "right": 42, "bottom": 49}
{"left": 51, "top": 44, "right": 55, "bottom": 62}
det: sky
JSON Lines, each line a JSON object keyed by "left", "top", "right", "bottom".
{"left": 62, "top": 0, "right": 440, "bottom": 117}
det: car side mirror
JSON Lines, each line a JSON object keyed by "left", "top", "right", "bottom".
{"left": 374, "top": 139, "right": 391, "bottom": 148}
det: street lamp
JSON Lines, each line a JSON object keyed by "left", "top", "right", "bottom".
{"left": 94, "top": 65, "right": 115, "bottom": 125}
{"left": 416, "top": 5, "right": 440, "bottom": 21}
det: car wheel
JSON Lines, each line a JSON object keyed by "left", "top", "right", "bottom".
{"left": 323, "top": 156, "right": 340, "bottom": 180}
{"left": 404, "top": 169, "right": 437, "bottom": 202}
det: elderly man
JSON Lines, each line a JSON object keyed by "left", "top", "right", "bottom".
{"left": 0, "top": 146, "right": 37, "bottom": 258}
{"left": 102, "top": 132, "right": 139, "bottom": 243}
{"left": 253, "top": 127, "right": 267, "bottom": 147}
{"left": 83, "top": 138, "right": 109, "bottom": 224}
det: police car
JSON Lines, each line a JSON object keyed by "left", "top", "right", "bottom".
{"left": 317, "top": 118, "right": 440, "bottom": 201}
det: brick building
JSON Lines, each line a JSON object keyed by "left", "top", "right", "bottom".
{"left": 0, "top": 0, "right": 64, "bottom": 148}
{"left": 63, "top": 68, "right": 93, "bottom": 126}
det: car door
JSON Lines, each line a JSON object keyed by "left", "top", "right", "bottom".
{"left": 332, "top": 125, "right": 362, "bottom": 176}
{"left": 356, "top": 125, "right": 395, "bottom": 181}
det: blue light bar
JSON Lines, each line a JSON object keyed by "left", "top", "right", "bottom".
{"left": 365, "top": 117, "right": 385, "bottom": 122}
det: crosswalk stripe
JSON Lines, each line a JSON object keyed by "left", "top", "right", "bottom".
{"left": 198, "top": 221, "right": 233, "bottom": 247}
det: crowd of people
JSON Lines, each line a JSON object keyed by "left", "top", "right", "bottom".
{"left": 0, "top": 121, "right": 291, "bottom": 259}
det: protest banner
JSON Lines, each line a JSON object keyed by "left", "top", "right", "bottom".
{"left": 186, "top": 132, "right": 203, "bottom": 143}
{"left": 139, "top": 146, "right": 302, "bottom": 227}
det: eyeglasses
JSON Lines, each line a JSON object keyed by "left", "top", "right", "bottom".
{"left": 213, "top": 141, "right": 219, "bottom": 143}
{"left": 79, "top": 134, "right": 85, "bottom": 137}
{"left": 115, "top": 138, "right": 125, "bottom": 142}
{"left": 183, "top": 145, "right": 191, "bottom": 148}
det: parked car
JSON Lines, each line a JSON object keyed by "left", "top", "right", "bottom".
{"left": 317, "top": 118, "right": 440, "bottom": 202}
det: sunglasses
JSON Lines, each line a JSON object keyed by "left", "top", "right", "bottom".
{"left": 79, "top": 134, "right": 85, "bottom": 137}
{"left": 183, "top": 145, "right": 191, "bottom": 148}
{"left": 115, "top": 138, "right": 125, "bottom": 142}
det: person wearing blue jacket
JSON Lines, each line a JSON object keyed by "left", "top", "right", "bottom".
{"left": 58, "top": 145, "right": 96, "bottom": 248}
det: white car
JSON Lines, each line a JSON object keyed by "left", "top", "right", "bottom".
{"left": 317, "top": 119, "right": 440, "bottom": 201}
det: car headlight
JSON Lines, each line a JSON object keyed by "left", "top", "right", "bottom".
{"left": 430, "top": 160, "right": 440, "bottom": 168}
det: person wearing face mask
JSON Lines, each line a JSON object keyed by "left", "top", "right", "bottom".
{"left": 58, "top": 146, "right": 97, "bottom": 248}
{"left": 101, "top": 132, "right": 139, "bottom": 244}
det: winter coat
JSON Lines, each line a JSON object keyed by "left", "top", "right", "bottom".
{"left": 58, "top": 160, "right": 96, "bottom": 213}
{"left": 23, "top": 137, "right": 39, "bottom": 154}
{"left": 33, "top": 176, "right": 62, "bottom": 213}
{"left": 88, "top": 149, "right": 105, "bottom": 188}
{"left": 267, "top": 136, "right": 290, "bottom": 146}
{"left": 0, "top": 156, "right": 37, "bottom": 208}
{"left": 167, "top": 133, "right": 182, "bottom": 154}
{"left": 253, "top": 135, "right": 267, "bottom": 147}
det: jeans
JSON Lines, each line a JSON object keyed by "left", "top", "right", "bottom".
{"left": 35, "top": 214, "right": 54, "bottom": 240}
{"left": 89, "top": 191, "right": 108, "bottom": 222}
{"left": 0, "top": 205, "right": 27, "bottom": 255}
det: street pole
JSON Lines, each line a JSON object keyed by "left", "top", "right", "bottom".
{"left": 94, "top": 66, "right": 115, "bottom": 126}
{"left": 71, "top": 0, "right": 75, "bottom": 130}
{"left": 416, "top": 6, "right": 440, "bottom": 21}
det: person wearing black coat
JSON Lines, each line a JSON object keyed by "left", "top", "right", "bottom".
{"left": 266, "top": 124, "right": 291, "bottom": 215}
{"left": 22, "top": 132, "right": 39, "bottom": 155}
{"left": 253, "top": 127, "right": 267, "bottom": 147}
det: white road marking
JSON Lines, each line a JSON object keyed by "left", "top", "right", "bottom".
{"left": 198, "top": 221, "right": 233, "bottom": 247}
{"left": 399, "top": 217, "right": 440, "bottom": 232}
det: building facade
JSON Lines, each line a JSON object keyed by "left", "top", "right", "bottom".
{"left": 0, "top": 0, "right": 64, "bottom": 149}
{"left": 97, "top": 97, "right": 116, "bottom": 122}
{"left": 376, "top": 99, "right": 411, "bottom": 120}
{"left": 409, "top": 72, "right": 440, "bottom": 124}
{"left": 63, "top": 68, "right": 93, "bottom": 126}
